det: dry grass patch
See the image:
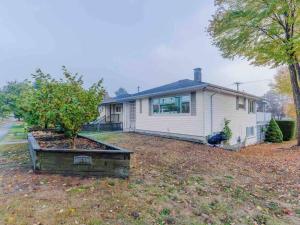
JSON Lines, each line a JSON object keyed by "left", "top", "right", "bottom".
{"left": 0, "top": 131, "right": 299, "bottom": 224}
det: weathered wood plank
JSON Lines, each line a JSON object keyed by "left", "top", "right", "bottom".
{"left": 28, "top": 131, "right": 133, "bottom": 178}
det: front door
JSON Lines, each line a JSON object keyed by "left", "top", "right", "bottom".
{"left": 129, "top": 102, "right": 136, "bottom": 130}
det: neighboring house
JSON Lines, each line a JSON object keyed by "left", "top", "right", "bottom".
{"left": 99, "top": 68, "right": 271, "bottom": 147}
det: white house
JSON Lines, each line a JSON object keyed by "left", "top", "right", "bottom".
{"left": 99, "top": 68, "right": 270, "bottom": 147}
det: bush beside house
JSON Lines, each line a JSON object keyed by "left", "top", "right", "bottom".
{"left": 265, "top": 118, "right": 283, "bottom": 143}
{"left": 275, "top": 120, "right": 296, "bottom": 141}
{"left": 222, "top": 118, "right": 232, "bottom": 143}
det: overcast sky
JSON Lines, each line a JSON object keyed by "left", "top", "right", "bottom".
{"left": 0, "top": 0, "right": 276, "bottom": 96}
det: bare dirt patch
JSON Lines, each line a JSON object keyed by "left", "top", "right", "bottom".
{"left": 31, "top": 131, "right": 110, "bottom": 149}
{"left": 1, "top": 132, "right": 299, "bottom": 225}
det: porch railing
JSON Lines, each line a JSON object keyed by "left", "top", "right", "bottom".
{"left": 256, "top": 112, "right": 272, "bottom": 124}
{"left": 105, "top": 114, "right": 120, "bottom": 123}
{"left": 81, "top": 122, "right": 123, "bottom": 132}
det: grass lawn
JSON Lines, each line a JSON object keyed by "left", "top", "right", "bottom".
{"left": 0, "top": 128, "right": 299, "bottom": 225}
{"left": 79, "top": 131, "right": 124, "bottom": 143}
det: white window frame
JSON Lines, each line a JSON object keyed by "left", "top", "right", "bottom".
{"left": 151, "top": 94, "right": 191, "bottom": 115}
{"left": 248, "top": 100, "right": 255, "bottom": 114}
{"left": 246, "top": 126, "right": 255, "bottom": 137}
{"left": 236, "top": 96, "right": 246, "bottom": 110}
{"left": 115, "top": 105, "right": 122, "bottom": 113}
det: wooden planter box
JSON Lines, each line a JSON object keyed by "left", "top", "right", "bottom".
{"left": 28, "top": 133, "right": 133, "bottom": 178}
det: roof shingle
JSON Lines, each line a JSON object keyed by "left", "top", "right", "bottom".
{"left": 102, "top": 79, "right": 206, "bottom": 104}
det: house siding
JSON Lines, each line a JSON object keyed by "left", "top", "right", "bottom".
{"left": 102, "top": 89, "right": 259, "bottom": 146}
{"left": 135, "top": 91, "right": 205, "bottom": 139}
{"left": 203, "top": 91, "right": 257, "bottom": 146}
{"left": 134, "top": 90, "right": 257, "bottom": 146}
{"left": 123, "top": 103, "right": 132, "bottom": 131}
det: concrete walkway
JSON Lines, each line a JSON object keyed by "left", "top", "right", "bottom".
{"left": 0, "top": 119, "right": 14, "bottom": 141}
{"left": 0, "top": 119, "right": 28, "bottom": 145}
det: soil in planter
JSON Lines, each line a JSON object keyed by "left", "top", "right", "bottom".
{"left": 31, "top": 131, "right": 113, "bottom": 150}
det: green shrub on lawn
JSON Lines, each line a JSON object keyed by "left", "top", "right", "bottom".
{"left": 275, "top": 120, "right": 296, "bottom": 141}
{"left": 265, "top": 118, "right": 283, "bottom": 143}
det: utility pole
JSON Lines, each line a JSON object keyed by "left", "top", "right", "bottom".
{"left": 234, "top": 82, "right": 242, "bottom": 91}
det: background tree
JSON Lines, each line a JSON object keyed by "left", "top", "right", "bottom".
{"left": 209, "top": 0, "right": 300, "bottom": 144}
{"left": 0, "top": 92, "right": 10, "bottom": 119}
{"left": 261, "top": 90, "right": 286, "bottom": 119}
{"left": 115, "top": 87, "right": 128, "bottom": 97}
{"left": 0, "top": 81, "right": 30, "bottom": 120}
{"left": 272, "top": 67, "right": 292, "bottom": 96}
{"left": 271, "top": 67, "right": 296, "bottom": 118}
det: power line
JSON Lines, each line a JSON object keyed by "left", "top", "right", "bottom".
{"left": 232, "top": 79, "right": 272, "bottom": 91}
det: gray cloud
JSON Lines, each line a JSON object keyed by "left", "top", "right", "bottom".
{"left": 0, "top": 0, "right": 275, "bottom": 96}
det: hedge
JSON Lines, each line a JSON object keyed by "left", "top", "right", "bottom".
{"left": 275, "top": 120, "right": 296, "bottom": 141}
{"left": 265, "top": 118, "right": 283, "bottom": 143}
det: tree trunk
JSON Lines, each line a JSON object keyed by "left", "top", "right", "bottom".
{"left": 44, "top": 119, "right": 48, "bottom": 129}
{"left": 295, "top": 62, "right": 300, "bottom": 81}
{"left": 288, "top": 64, "right": 300, "bottom": 145}
{"left": 72, "top": 135, "right": 77, "bottom": 149}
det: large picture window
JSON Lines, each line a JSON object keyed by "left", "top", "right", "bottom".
{"left": 152, "top": 95, "right": 191, "bottom": 114}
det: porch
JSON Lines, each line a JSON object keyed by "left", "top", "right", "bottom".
{"left": 100, "top": 103, "right": 123, "bottom": 124}
{"left": 99, "top": 103, "right": 123, "bottom": 131}
{"left": 81, "top": 103, "right": 124, "bottom": 132}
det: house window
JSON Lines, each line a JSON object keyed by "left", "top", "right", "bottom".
{"left": 115, "top": 105, "right": 122, "bottom": 113}
{"left": 246, "top": 126, "right": 255, "bottom": 137}
{"left": 152, "top": 95, "right": 191, "bottom": 114}
{"left": 236, "top": 96, "right": 246, "bottom": 110}
{"left": 248, "top": 100, "right": 255, "bottom": 113}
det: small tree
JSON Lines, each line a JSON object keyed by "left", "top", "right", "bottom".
{"left": 17, "top": 86, "right": 38, "bottom": 126}
{"left": 265, "top": 118, "right": 283, "bottom": 143}
{"left": 222, "top": 118, "right": 232, "bottom": 143}
{"left": 18, "top": 69, "right": 59, "bottom": 128}
{"left": 55, "top": 66, "right": 105, "bottom": 148}
{"left": 18, "top": 66, "right": 105, "bottom": 148}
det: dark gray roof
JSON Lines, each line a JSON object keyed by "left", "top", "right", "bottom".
{"left": 101, "top": 78, "right": 261, "bottom": 104}
{"left": 102, "top": 79, "right": 207, "bottom": 104}
{"left": 132, "top": 79, "right": 206, "bottom": 97}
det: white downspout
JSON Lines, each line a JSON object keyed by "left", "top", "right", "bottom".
{"left": 210, "top": 92, "right": 217, "bottom": 135}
